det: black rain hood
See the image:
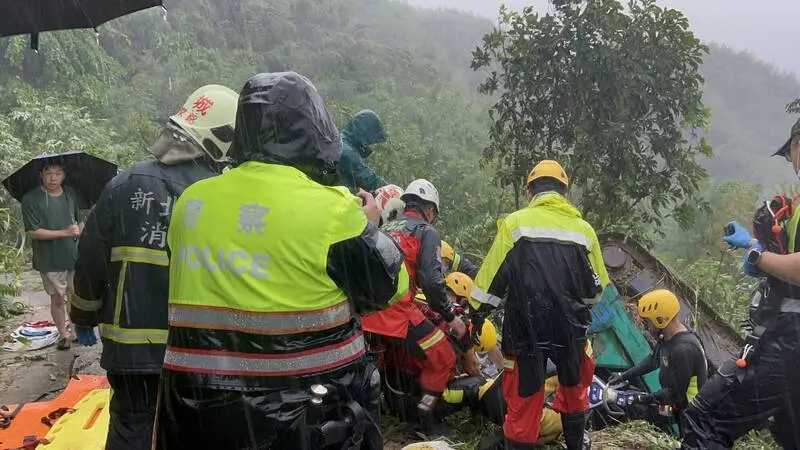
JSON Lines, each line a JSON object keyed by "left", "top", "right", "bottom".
{"left": 228, "top": 71, "right": 342, "bottom": 184}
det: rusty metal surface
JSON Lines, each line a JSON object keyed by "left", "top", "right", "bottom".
{"left": 600, "top": 233, "right": 744, "bottom": 369}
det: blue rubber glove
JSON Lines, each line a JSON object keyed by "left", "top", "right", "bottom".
{"left": 75, "top": 326, "right": 97, "bottom": 347}
{"left": 723, "top": 221, "right": 754, "bottom": 249}
{"left": 742, "top": 241, "right": 764, "bottom": 278}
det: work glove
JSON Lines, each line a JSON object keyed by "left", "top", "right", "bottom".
{"left": 723, "top": 221, "right": 755, "bottom": 250}
{"left": 607, "top": 372, "right": 626, "bottom": 386}
{"left": 627, "top": 392, "right": 655, "bottom": 406}
{"left": 470, "top": 314, "right": 485, "bottom": 348}
{"left": 743, "top": 241, "right": 765, "bottom": 278}
{"left": 75, "top": 326, "right": 98, "bottom": 347}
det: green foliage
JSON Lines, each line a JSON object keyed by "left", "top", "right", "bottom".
{"left": 658, "top": 181, "right": 760, "bottom": 264}
{"left": 0, "top": 207, "right": 25, "bottom": 325}
{"left": 677, "top": 255, "right": 756, "bottom": 332}
{"left": 472, "top": 0, "right": 711, "bottom": 242}
{"left": 0, "top": 0, "right": 510, "bottom": 262}
{"left": 786, "top": 98, "right": 800, "bottom": 115}
{"left": 656, "top": 180, "right": 762, "bottom": 331}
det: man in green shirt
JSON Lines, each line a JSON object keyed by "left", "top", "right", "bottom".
{"left": 21, "top": 163, "right": 83, "bottom": 350}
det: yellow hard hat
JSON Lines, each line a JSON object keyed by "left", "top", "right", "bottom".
{"left": 441, "top": 240, "right": 455, "bottom": 262}
{"left": 170, "top": 84, "right": 240, "bottom": 162}
{"left": 471, "top": 320, "right": 498, "bottom": 353}
{"left": 526, "top": 160, "right": 568, "bottom": 187}
{"left": 445, "top": 272, "right": 473, "bottom": 299}
{"left": 638, "top": 289, "right": 680, "bottom": 329}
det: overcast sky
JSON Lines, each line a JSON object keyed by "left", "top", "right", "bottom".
{"left": 407, "top": 0, "right": 800, "bottom": 76}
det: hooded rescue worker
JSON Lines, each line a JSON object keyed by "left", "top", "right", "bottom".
{"left": 681, "top": 119, "right": 800, "bottom": 450}
{"left": 69, "top": 85, "right": 239, "bottom": 450}
{"left": 468, "top": 160, "right": 609, "bottom": 450}
{"left": 339, "top": 109, "right": 389, "bottom": 193}
{"left": 361, "top": 179, "right": 467, "bottom": 434}
{"left": 153, "top": 72, "right": 410, "bottom": 450}
{"left": 609, "top": 290, "right": 708, "bottom": 437}
{"left": 441, "top": 240, "right": 479, "bottom": 279}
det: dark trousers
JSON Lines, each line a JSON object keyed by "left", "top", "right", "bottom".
{"left": 681, "top": 332, "right": 800, "bottom": 450}
{"left": 154, "top": 363, "right": 381, "bottom": 450}
{"left": 105, "top": 373, "right": 160, "bottom": 450}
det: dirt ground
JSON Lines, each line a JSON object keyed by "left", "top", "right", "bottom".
{"left": 0, "top": 271, "right": 103, "bottom": 406}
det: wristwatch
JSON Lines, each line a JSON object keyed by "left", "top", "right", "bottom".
{"left": 746, "top": 246, "right": 763, "bottom": 267}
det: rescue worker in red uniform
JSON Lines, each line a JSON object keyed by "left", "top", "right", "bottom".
{"left": 361, "top": 178, "right": 467, "bottom": 433}
{"left": 469, "top": 161, "right": 609, "bottom": 450}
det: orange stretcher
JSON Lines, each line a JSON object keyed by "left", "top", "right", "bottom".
{"left": 0, "top": 375, "right": 109, "bottom": 450}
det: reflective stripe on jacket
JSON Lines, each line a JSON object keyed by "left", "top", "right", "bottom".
{"left": 163, "top": 162, "right": 408, "bottom": 388}
{"left": 470, "top": 192, "right": 609, "bottom": 311}
{"left": 71, "top": 159, "right": 216, "bottom": 374}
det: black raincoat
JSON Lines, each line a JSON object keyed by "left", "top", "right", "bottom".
{"left": 681, "top": 206, "right": 800, "bottom": 449}
{"left": 71, "top": 127, "right": 221, "bottom": 450}
{"left": 155, "top": 72, "right": 399, "bottom": 450}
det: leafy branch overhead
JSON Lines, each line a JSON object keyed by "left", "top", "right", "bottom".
{"left": 786, "top": 98, "right": 800, "bottom": 115}
{"left": 471, "top": 0, "right": 712, "bottom": 242}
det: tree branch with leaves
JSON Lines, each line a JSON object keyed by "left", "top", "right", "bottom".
{"left": 471, "top": 0, "right": 712, "bottom": 244}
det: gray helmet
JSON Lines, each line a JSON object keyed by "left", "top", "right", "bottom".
{"left": 228, "top": 72, "right": 341, "bottom": 184}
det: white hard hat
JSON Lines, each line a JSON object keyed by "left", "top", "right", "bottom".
{"left": 402, "top": 179, "right": 440, "bottom": 212}
{"left": 170, "top": 84, "right": 239, "bottom": 162}
{"left": 375, "top": 184, "right": 404, "bottom": 210}
{"left": 381, "top": 197, "right": 406, "bottom": 223}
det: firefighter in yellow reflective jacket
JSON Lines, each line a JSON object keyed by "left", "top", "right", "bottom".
{"left": 153, "top": 72, "right": 410, "bottom": 450}
{"left": 70, "top": 84, "right": 239, "bottom": 450}
{"left": 469, "top": 160, "right": 609, "bottom": 450}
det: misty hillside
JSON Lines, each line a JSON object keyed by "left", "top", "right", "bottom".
{"left": 400, "top": 0, "right": 800, "bottom": 186}
{"left": 0, "top": 0, "right": 797, "bottom": 194}
{"left": 701, "top": 45, "right": 799, "bottom": 187}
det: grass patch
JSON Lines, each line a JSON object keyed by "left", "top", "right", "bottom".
{"left": 0, "top": 295, "right": 27, "bottom": 331}
{"left": 381, "top": 413, "right": 780, "bottom": 450}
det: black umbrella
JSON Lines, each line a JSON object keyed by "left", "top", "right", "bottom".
{"left": 2, "top": 150, "right": 118, "bottom": 209}
{"left": 0, "top": 0, "right": 163, "bottom": 50}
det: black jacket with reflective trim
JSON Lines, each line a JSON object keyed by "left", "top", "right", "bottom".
{"left": 454, "top": 254, "right": 479, "bottom": 279}
{"left": 488, "top": 239, "right": 602, "bottom": 356}
{"left": 71, "top": 159, "right": 216, "bottom": 374}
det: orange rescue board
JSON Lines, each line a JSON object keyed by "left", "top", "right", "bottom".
{"left": 0, "top": 375, "right": 108, "bottom": 450}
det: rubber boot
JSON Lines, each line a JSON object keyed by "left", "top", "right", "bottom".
{"left": 360, "top": 364, "right": 383, "bottom": 450}
{"left": 477, "top": 430, "right": 506, "bottom": 450}
{"left": 504, "top": 438, "right": 536, "bottom": 450}
{"left": 417, "top": 394, "right": 453, "bottom": 438}
{"left": 581, "top": 432, "right": 592, "bottom": 450}
{"left": 561, "top": 412, "right": 588, "bottom": 450}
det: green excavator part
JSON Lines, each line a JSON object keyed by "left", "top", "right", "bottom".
{"left": 589, "top": 285, "right": 662, "bottom": 393}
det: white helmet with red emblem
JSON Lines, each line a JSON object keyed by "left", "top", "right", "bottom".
{"left": 374, "top": 184, "right": 405, "bottom": 223}
{"left": 169, "top": 84, "right": 239, "bottom": 162}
